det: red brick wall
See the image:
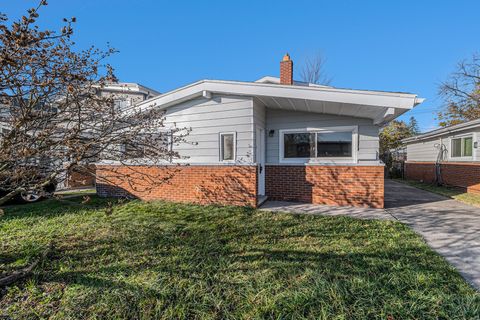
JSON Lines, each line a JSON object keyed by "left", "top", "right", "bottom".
{"left": 406, "top": 161, "right": 480, "bottom": 194}
{"left": 96, "top": 165, "right": 258, "bottom": 207}
{"left": 404, "top": 162, "right": 436, "bottom": 184}
{"left": 67, "top": 165, "right": 96, "bottom": 188}
{"left": 265, "top": 165, "right": 384, "bottom": 208}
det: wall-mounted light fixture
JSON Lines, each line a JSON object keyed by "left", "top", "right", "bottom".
{"left": 268, "top": 129, "right": 275, "bottom": 137}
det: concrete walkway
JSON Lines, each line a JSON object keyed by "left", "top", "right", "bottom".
{"left": 260, "top": 180, "right": 480, "bottom": 290}
{"left": 384, "top": 179, "right": 480, "bottom": 290}
{"left": 260, "top": 201, "right": 392, "bottom": 220}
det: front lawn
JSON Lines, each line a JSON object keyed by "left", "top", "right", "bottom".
{"left": 396, "top": 179, "right": 480, "bottom": 208}
{"left": 0, "top": 197, "right": 478, "bottom": 319}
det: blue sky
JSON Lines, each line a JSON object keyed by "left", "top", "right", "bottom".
{"left": 4, "top": 1, "right": 480, "bottom": 131}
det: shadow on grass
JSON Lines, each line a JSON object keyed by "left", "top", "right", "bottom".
{"left": 0, "top": 196, "right": 130, "bottom": 221}
{"left": 2, "top": 201, "right": 479, "bottom": 318}
{"left": 47, "top": 209, "right": 469, "bottom": 293}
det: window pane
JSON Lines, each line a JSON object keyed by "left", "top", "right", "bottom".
{"left": 451, "top": 138, "right": 462, "bottom": 157}
{"left": 284, "top": 133, "right": 314, "bottom": 158}
{"left": 463, "top": 137, "right": 473, "bottom": 157}
{"left": 221, "top": 134, "right": 234, "bottom": 160}
{"left": 317, "top": 132, "right": 352, "bottom": 157}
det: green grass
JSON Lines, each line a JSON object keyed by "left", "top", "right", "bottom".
{"left": 0, "top": 197, "right": 478, "bottom": 319}
{"left": 395, "top": 179, "right": 480, "bottom": 208}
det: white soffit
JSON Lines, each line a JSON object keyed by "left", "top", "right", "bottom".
{"left": 130, "top": 80, "right": 424, "bottom": 123}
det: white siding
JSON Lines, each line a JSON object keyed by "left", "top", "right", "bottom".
{"left": 253, "top": 99, "right": 266, "bottom": 129}
{"left": 406, "top": 128, "right": 480, "bottom": 162}
{"left": 252, "top": 99, "right": 266, "bottom": 163}
{"left": 406, "top": 137, "right": 441, "bottom": 162}
{"left": 265, "top": 109, "right": 380, "bottom": 164}
{"left": 164, "top": 95, "right": 255, "bottom": 164}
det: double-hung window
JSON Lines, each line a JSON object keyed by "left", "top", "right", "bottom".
{"left": 280, "top": 127, "right": 357, "bottom": 163}
{"left": 451, "top": 136, "right": 473, "bottom": 159}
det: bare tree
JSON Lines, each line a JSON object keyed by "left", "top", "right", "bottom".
{"left": 0, "top": 1, "right": 189, "bottom": 205}
{"left": 299, "top": 53, "right": 332, "bottom": 85}
{"left": 438, "top": 53, "right": 480, "bottom": 127}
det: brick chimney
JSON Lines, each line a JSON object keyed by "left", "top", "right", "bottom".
{"left": 280, "top": 53, "right": 293, "bottom": 85}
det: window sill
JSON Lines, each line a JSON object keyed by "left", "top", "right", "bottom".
{"left": 267, "top": 162, "right": 383, "bottom": 167}
{"left": 449, "top": 157, "right": 474, "bottom": 162}
{"left": 280, "top": 158, "right": 357, "bottom": 164}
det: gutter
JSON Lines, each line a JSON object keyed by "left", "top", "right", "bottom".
{"left": 403, "top": 120, "right": 480, "bottom": 144}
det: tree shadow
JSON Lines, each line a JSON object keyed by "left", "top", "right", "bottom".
{"left": 196, "top": 166, "right": 257, "bottom": 207}
{"left": 67, "top": 164, "right": 96, "bottom": 188}
{"left": 265, "top": 166, "right": 313, "bottom": 203}
{"left": 3, "top": 202, "right": 478, "bottom": 318}
{"left": 384, "top": 179, "right": 480, "bottom": 289}
{"left": 265, "top": 165, "right": 383, "bottom": 208}
{"left": 406, "top": 163, "right": 480, "bottom": 195}
{"left": 95, "top": 165, "right": 182, "bottom": 200}
{"left": 0, "top": 195, "right": 127, "bottom": 221}
{"left": 97, "top": 165, "right": 258, "bottom": 207}
{"left": 384, "top": 179, "right": 454, "bottom": 208}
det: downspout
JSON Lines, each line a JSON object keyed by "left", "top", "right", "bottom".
{"left": 434, "top": 137, "right": 447, "bottom": 186}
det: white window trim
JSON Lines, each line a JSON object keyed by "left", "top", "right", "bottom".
{"left": 219, "top": 131, "right": 237, "bottom": 163}
{"left": 449, "top": 133, "right": 475, "bottom": 161}
{"left": 279, "top": 126, "right": 358, "bottom": 164}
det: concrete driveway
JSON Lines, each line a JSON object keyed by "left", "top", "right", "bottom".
{"left": 261, "top": 180, "right": 480, "bottom": 290}
{"left": 385, "top": 179, "right": 480, "bottom": 290}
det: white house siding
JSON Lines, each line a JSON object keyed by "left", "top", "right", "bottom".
{"left": 252, "top": 99, "right": 266, "bottom": 163}
{"left": 406, "top": 128, "right": 480, "bottom": 162}
{"left": 264, "top": 109, "right": 380, "bottom": 164}
{"left": 405, "top": 137, "right": 441, "bottom": 162}
{"left": 164, "top": 95, "right": 255, "bottom": 164}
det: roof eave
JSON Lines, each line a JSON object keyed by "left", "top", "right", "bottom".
{"left": 403, "top": 119, "right": 480, "bottom": 143}
{"left": 128, "top": 80, "right": 423, "bottom": 123}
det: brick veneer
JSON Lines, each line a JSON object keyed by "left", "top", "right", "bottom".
{"left": 404, "top": 162, "right": 436, "bottom": 184}
{"left": 405, "top": 161, "right": 480, "bottom": 194}
{"left": 265, "top": 165, "right": 384, "bottom": 208}
{"left": 67, "top": 165, "right": 96, "bottom": 188}
{"left": 96, "top": 165, "right": 257, "bottom": 207}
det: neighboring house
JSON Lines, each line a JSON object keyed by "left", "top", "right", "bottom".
{"left": 96, "top": 54, "right": 424, "bottom": 208}
{"left": 0, "top": 82, "right": 160, "bottom": 190}
{"left": 64, "top": 82, "right": 161, "bottom": 188}
{"left": 389, "top": 147, "right": 407, "bottom": 162}
{"left": 98, "top": 82, "right": 161, "bottom": 112}
{"left": 402, "top": 118, "right": 480, "bottom": 194}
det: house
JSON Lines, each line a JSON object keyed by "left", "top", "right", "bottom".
{"left": 402, "top": 118, "right": 480, "bottom": 194}
{"left": 65, "top": 82, "right": 160, "bottom": 188}
{"left": 96, "top": 54, "right": 424, "bottom": 208}
{"left": 98, "top": 82, "right": 161, "bottom": 111}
